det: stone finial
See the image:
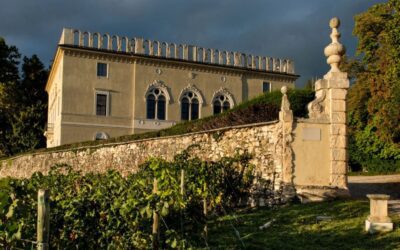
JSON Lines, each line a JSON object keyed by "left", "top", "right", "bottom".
{"left": 280, "top": 86, "right": 290, "bottom": 111}
{"left": 324, "top": 17, "right": 346, "bottom": 73}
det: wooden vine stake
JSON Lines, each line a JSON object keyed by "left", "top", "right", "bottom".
{"left": 180, "top": 169, "right": 185, "bottom": 196}
{"left": 180, "top": 170, "right": 185, "bottom": 233}
{"left": 152, "top": 178, "right": 159, "bottom": 250}
{"left": 203, "top": 183, "right": 208, "bottom": 242}
{"left": 37, "top": 189, "right": 50, "bottom": 250}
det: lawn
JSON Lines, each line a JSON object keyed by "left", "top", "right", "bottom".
{"left": 206, "top": 200, "right": 400, "bottom": 250}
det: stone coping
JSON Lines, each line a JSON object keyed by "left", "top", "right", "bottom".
{"left": 60, "top": 28, "right": 296, "bottom": 75}
{"left": 60, "top": 45, "right": 300, "bottom": 78}
{"left": 1, "top": 120, "right": 279, "bottom": 163}
{"left": 367, "top": 194, "right": 391, "bottom": 200}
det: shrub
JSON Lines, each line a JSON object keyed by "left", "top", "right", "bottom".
{"left": 0, "top": 149, "right": 263, "bottom": 249}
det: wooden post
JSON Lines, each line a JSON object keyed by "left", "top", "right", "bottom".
{"left": 37, "top": 189, "right": 50, "bottom": 250}
{"left": 152, "top": 178, "right": 159, "bottom": 250}
{"left": 180, "top": 170, "right": 185, "bottom": 234}
{"left": 203, "top": 184, "right": 208, "bottom": 242}
{"left": 180, "top": 170, "right": 185, "bottom": 196}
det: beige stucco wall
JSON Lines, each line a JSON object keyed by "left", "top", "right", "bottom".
{"left": 62, "top": 52, "right": 134, "bottom": 118}
{"left": 292, "top": 121, "right": 330, "bottom": 187}
{"left": 132, "top": 62, "right": 244, "bottom": 121}
{"left": 46, "top": 47, "right": 296, "bottom": 147}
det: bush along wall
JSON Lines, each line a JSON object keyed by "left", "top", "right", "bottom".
{"left": 0, "top": 148, "right": 285, "bottom": 249}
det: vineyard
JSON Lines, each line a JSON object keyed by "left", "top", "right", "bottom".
{"left": 0, "top": 147, "right": 277, "bottom": 249}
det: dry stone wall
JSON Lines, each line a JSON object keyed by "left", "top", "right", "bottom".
{"left": 0, "top": 122, "right": 282, "bottom": 187}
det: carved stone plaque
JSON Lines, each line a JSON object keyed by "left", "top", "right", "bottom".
{"left": 303, "top": 127, "right": 321, "bottom": 141}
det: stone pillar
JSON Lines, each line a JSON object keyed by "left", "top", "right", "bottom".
{"left": 279, "top": 86, "right": 295, "bottom": 201}
{"left": 226, "top": 52, "right": 232, "bottom": 65}
{"left": 183, "top": 45, "right": 189, "bottom": 60}
{"left": 157, "top": 42, "right": 162, "bottom": 56}
{"left": 192, "top": 46, "right": 198, "bottom": 61}
{"left": 210, "top": 49, "right": 215, "bottom": 64}
{"left": 148, "top": 41, "right": 154, "bottom": 56}
{"left": 234, "top": 52, "right": 240, "bottom": 66}
{"left": 59, "top": 28, "right": 74, "bottom": 45}
{"left": 366, "top": 194, "right": 393, "bottom": 233}
{"left": 323, "top": 18, "right": 349, "bottom": 190}
{"left": 134, "top": 38, "right": 144, "bottom": 54}
{"left": 298, "top": 17, "right": 350, "bottom": 201}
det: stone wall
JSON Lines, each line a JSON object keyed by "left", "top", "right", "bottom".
{"left": 0, "top": 122, "right": 282, "bottom": 187}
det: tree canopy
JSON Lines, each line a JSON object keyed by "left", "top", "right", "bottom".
{"left": 346, "top": 0, "right": 400, "bottom": 172}
{"left": 0, "top": 38, "right": 48, "bottom": 157}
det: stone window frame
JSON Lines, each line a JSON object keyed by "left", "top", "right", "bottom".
{"left": 144, "top": 80, "right": 171, "bottom": 121}
{"left": 263, "top": 81, "right": 271, "bottom": 93}
{"left": 180, "top": 91, "right": 200, "bottom": 121}
{"left": 97, "top": 62, "right": 108, "bottom": 78}
{"left": 211, "top": 88, "right": 235, "bottom": 115}
{"left": 179, "top": 84, "right": 204, "bottom": 121}
{"left": 95, "top": 90, "right": 110, "bottom": 116}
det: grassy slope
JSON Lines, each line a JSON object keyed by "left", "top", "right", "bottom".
{"left": 206, "top": 200, "right": 400, "bottom": 250}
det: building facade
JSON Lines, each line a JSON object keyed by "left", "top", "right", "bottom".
{"left": 45, "top": 28, "right": 299, "bottom": 147}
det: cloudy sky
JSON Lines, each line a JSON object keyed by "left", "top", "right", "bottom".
{"left": 0, "top": 0, "right": 385, "bottom": 86}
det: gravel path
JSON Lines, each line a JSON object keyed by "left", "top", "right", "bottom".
{"left": 348, "top": 174, "right": 400, "bottom": 215}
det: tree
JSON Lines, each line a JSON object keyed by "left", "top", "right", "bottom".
{"left": 346, "top": 0, "right": 400, "bottom": 172}
{"left": 353, "top": 0, "right": 400, "bottom": 143}
{"left": 0, "top": 37, "right": 20, "bottom": 156}
{"left": 0, "top": 38, "right": 20, "bottom": 84}
{"left": 0, "top": 38, "right": 48, "bottom": 157}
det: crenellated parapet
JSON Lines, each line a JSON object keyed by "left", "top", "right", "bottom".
{"left": 59, "top": 28, "right": 295, "bottom": 74}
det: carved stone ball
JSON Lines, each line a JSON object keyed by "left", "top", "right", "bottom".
{"left": 281, "top": 86, "right": 288, "bottom": 95}
{"left": 330, "top": 17, "right": 340, "bottom": 29}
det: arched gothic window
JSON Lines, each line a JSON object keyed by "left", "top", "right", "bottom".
{"left": 213, "top": 94, "right": 231, "bottom": 115}
{"left": 181, "top": 91, "right": 200, "bottom": 121}
{"left": 146, "top": 88, "right": 166, "bottom": 120}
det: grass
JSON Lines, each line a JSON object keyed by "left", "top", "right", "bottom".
{"left": 205, "top": 200, "right": 400, "bottom": 250}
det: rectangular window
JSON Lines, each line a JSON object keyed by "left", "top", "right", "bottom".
{"left": 263, "top": 81, "right": 271, "bottom": 93}
{"left": 97, "top": 62, "right": 108, "bottom": 77}
{"left": 96, "top": 92, "right": 108, "bottom": 116}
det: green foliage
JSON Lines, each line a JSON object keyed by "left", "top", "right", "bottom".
{"left": 0, "top": 37, "right": 20, "bottom": 84}
{"left": 0, "top": 38, "right": 48, "bottom": 157}
{"left": 345, "top": 0, "right": 400, "bottom": 173}
{"left": 0, "top": 149, "right": 257, "bottom": 249}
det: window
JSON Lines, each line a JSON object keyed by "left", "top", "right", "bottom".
{"left": 146, "top": 88, "right": 167, "bottom": 120}
{"left": 157, "top": 95, "right": 166, "bottom": 120}
{"left": 213, "top": 94, "right": 231, "bottom": 115}
{"left": 97, "top": 62, "right": 108, "bottom": 77}
{"left": 96, "top": 91, "right": 109, "bottom": 116}
{"left": 263, "top": 81, "right": 271, "bottom": 93}
{"left": 95, "top": 132, "right": 109, "bottom": 140}
{"left": 180, "top": 91, "right": 200, "bottom": 121}
{"left": 146, "top": 94, "right": 156, "bottom": 119}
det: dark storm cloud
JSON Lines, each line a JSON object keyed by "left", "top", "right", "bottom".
{"left": 0, "top": 0, "right": 386, "bottom": 86}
